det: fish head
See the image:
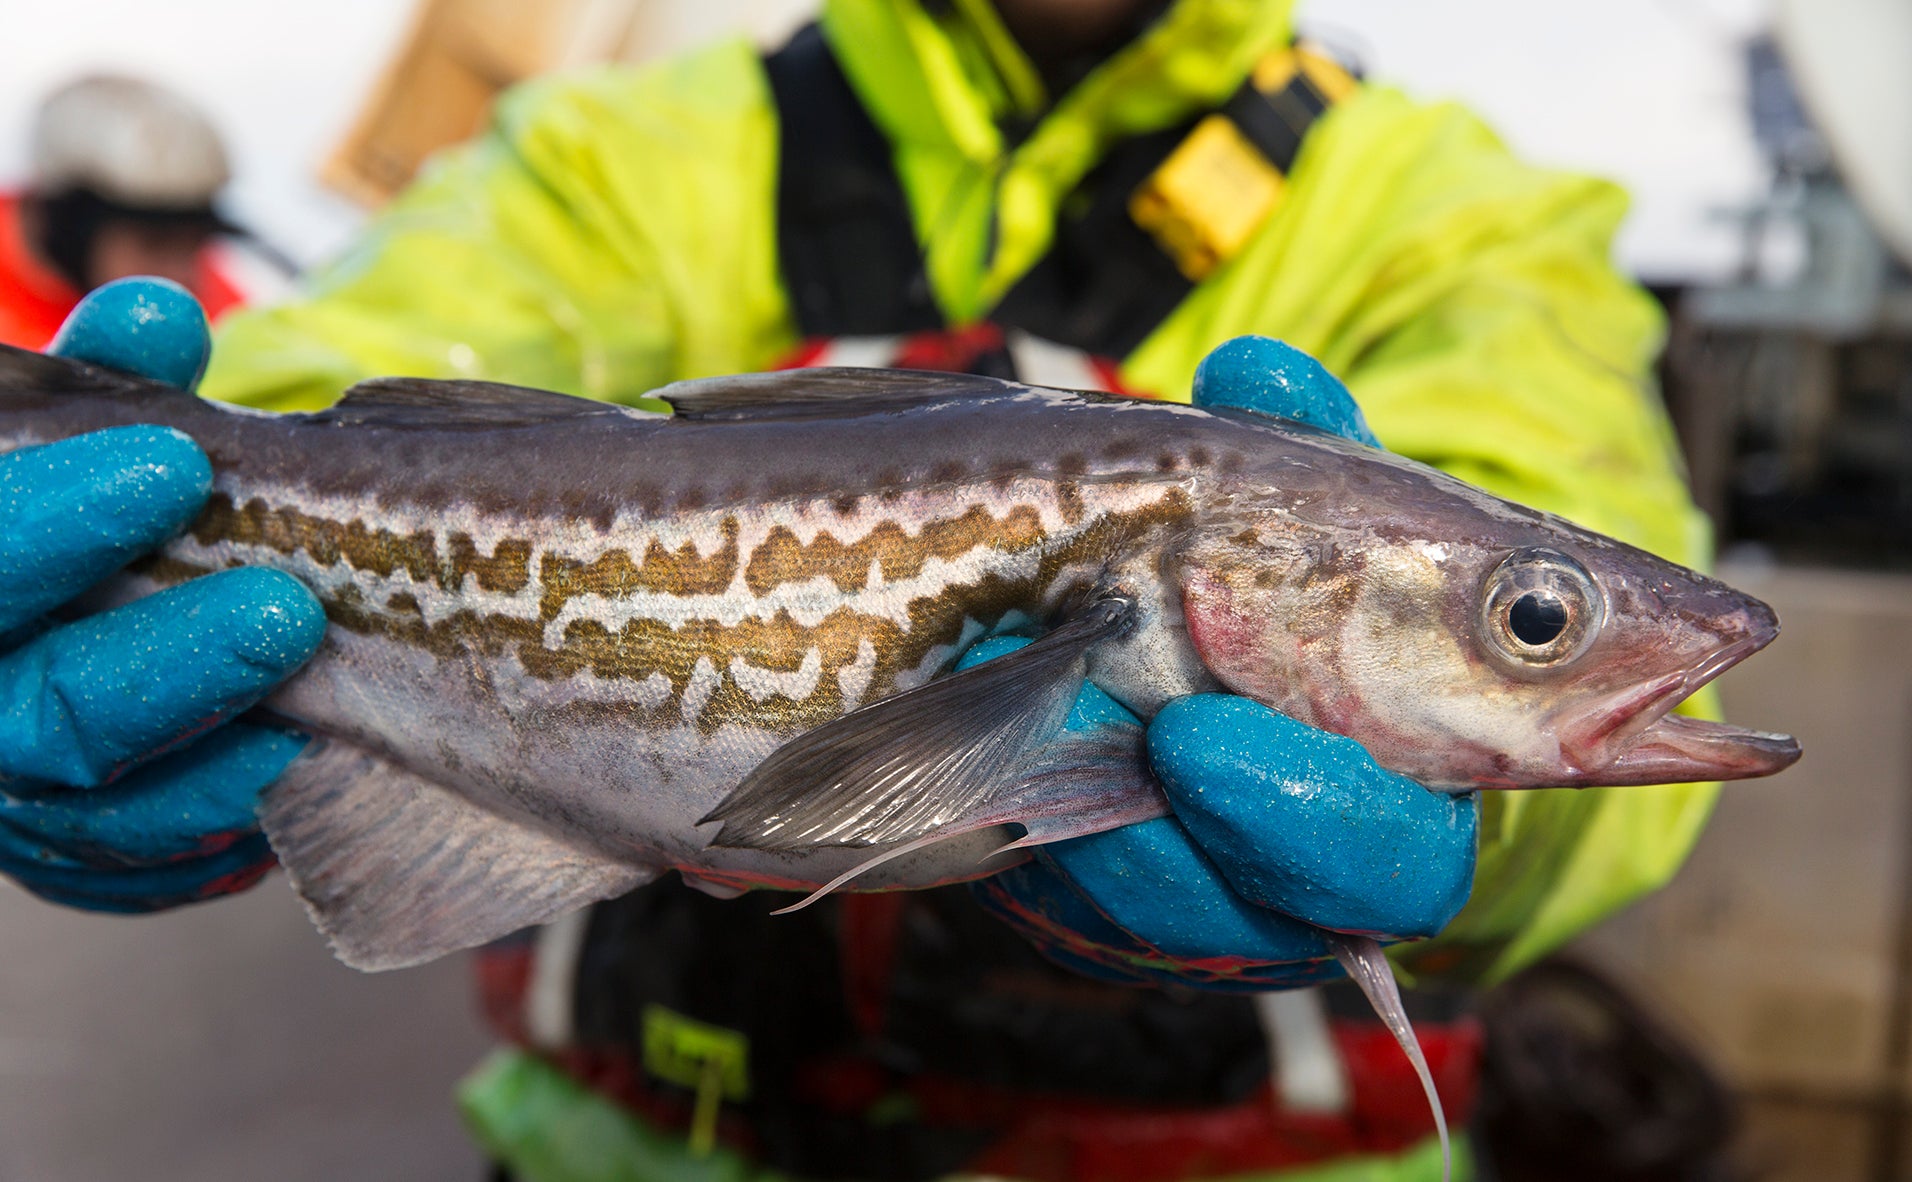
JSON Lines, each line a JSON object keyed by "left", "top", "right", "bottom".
{"left": 1177, "top": 453, "right": 1799, "bottom": 790}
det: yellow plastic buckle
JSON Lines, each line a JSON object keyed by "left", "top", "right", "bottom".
{"left": 1129, "top": 45, "right": 1354, "bottom": 283}
{"left": 641, "top": 1003, "right": 750, "bottom": 1156}
{"left": 1130, "top": 115, "right": 1287, "bottom": 283}
{"left": 1254, "top": 44, "right": 1359, "bottom": 105}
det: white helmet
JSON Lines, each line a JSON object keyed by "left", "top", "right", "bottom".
{"left": 30, "top": 74, "right": 230, "bottom": 208}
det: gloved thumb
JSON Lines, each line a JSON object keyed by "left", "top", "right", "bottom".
{"left": 48, "top": 277, "right": 212, "bottom": 392}
{"left": 1147, "top": 694, "right": 1477, "bottom": 937}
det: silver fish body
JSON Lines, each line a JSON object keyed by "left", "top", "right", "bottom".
{"left": 0, "top": 351, "right": 1798, "bottom": 972}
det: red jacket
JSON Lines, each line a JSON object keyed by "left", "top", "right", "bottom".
{"left": 0, "top": 191, "right": 243, "bottom": 350}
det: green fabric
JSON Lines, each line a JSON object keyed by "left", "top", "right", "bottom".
{"left": 458, "top": 1050, "right": 792, "bottom": 1182}
{"left": 205, "top": 0, "right": 1716, "bottom": 991}
{"left": 203, "top": 40, "right": 791, "bottom": 411}
{"left": 460, "top": 1050, "right": 1468, "bottom": 1182}
{"left": 1220, "top": 1137, "right": 1470, "bottom": 1182}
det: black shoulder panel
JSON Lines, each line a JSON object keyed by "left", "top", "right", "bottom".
{"left": 764, "top": 25, "right": 943, "bottom": 338}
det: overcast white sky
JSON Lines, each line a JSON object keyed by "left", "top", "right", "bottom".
{"left": 0, "top": 0, "right": 1775, "bottom": 282}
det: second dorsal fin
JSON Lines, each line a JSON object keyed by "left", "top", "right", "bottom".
{"left": 650, "top": 367, "right": 1036, "bottom": 421}
{"left": 307, "top": 377, "right": 635, "bottom": 431}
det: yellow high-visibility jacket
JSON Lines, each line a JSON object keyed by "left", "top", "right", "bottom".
{"left": 203, "top": 2, "right": 1718, "bottom": 1177}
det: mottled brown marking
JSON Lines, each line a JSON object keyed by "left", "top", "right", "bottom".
{"left": 1056, "top": 482, "right": 1084, "bottom": 525}
{"left": 174, "top": 483, "right": 1195, "bottom": 736}
{"left": 522, "top": 608, "right": 896, "bottom": 730}
{"left": 126, "top": 553, "right": 214, "bottom": 586}
{"left": 742, "top": 504, "right": 1046, "bottom": 597}
{"left": 559, "top": 489, "right": 599, "bottom": 523}
{"left": 538, "top": 516, "right": 741, "bottom": 618}
{"left": 765, "top": 473, "right": 833, "bottom": 500}
{"left": 447, "top": 534, "right": 533, "bottom": 593}
{"left": 190, "top": 494, "right": 534, "bottom": 595}
{"left": 325, "top": 584, "right": 545, "bottom": 662}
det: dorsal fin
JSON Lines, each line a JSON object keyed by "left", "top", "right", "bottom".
{"left": 306, "top": 377, "right": 633, "bottom": 431}
{"left": 0, "top": 341, "right": 182, "bottom": 400}
{"left": 651, "top": 367, "right": 1039, "bottom": 421}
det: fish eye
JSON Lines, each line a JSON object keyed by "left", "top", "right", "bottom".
{"left": 1480, "top": 549, "right": 1603, "bottom": 669}
{"left": 1509, "top": 591, "right": 1567, "bottom": 645}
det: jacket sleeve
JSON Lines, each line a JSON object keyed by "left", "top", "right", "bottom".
{"left": 201, "top": 40, "right": 793, "bottom": 412}
{"left": 1126, "top": 86, "right": 1719, "bottom": 983}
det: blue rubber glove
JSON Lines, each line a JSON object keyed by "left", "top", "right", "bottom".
{"left": 0, "top": 278, "right": 326, "bottom": 912}
{"left": 972, "top": 336, "right": 1478, "bottom": 989}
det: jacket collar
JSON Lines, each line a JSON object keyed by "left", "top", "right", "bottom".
{"left": 822, "top": 0, "right": 1298, "bottom": 160}
{"left": 818, "top": 0, "right": 1298, "bottom": 315}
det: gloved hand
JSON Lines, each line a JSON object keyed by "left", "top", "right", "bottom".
{"left": 0, "top": 278, "right": 326, "bottom": 912}
{"left": 972, "top": 336, "right": 1479, "bottom": 989}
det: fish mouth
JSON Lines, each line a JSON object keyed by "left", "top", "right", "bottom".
{"left": 1555, "top": 623, "right": 1800, "bottom": 787}
{"left": 1589, "top": 713, "right": 1800, "bottom": 785}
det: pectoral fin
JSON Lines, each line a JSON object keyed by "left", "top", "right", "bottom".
{"left": 701, "top": 597, "right": 1137, "bottom": 852}
{"left": 260, "top": 741, "right": 655, "bottom": 971}
{"left": 769, "top": 723, "right": 1169, "bottom": 914}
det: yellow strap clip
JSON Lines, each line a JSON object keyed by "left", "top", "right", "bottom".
{"left": 1131, "top": 117, "right": 1288, "bottom": 283}
{"left": 1129, "top": 44, "right": 1356, "bottom": 282}
{"left": 641, "top": 1003, "right": 751, "bottom": 1156}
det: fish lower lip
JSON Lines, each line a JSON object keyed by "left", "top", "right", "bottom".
{"left": 1593, "top": 714, "right": 1801, "bottom": 785}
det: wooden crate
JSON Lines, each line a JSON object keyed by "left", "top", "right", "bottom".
{"left": 321, "top": 0, "right": 812, "bottom": 207}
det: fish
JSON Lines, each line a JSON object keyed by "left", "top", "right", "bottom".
{"left": 1, "top": 347, "right": 1799, "bottom": 1179}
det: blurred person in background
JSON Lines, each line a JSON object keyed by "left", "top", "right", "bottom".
{"left": 0, "top": 74, "right": 247, "bottom": 349}
{"left": 0, "top": 1, "right": 1737, "bottom": 1180}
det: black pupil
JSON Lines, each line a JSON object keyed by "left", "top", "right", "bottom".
{"left": 1509, "top": 590, "right": 1569, "bottom": 646}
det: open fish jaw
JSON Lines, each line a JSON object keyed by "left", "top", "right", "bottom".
{"left": 1550, "top": 589, "right": 1798, "bottom": 785}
